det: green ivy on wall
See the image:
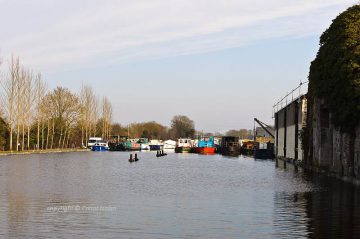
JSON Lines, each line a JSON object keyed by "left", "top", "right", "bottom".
{"left": 308, "top": 4, "right": 360, "bottom": 133}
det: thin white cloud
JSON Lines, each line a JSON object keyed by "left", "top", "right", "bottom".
{"left": 0, "top": 0, "right": 356, "bottom": 72}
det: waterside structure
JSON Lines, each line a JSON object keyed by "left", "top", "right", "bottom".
{"left": 274, "top": 82, "right": 360, "bottom": 185}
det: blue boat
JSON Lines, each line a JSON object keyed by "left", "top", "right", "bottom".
{"left": 91, "top": 141, "right": 109, "bottom": 151}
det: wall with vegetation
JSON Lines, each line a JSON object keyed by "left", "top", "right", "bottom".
{"left": 304, "top": 5, "right": 360, "bottom": 181}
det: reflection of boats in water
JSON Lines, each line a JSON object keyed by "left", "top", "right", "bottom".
{"left": 91, "top": 140, "right": 109, "bottom": 151}
{"left": 218, "top": 136, "right": 240, "bottom": 155}
{"left": 175, "top": 138, "right": 193, "bottom": 153}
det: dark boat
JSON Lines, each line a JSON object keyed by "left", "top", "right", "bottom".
{"left": 218, "top": 136, "right": 240, "bottom": 155}
{"left": 254, "top": 148, "right": 275, "bottom": 159}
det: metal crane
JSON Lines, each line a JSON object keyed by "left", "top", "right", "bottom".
{"left": 254, "top": 118, "right": 275, "bottom": 139}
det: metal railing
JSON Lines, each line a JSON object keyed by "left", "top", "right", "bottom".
{"left": 272, "top": 81, "right": 308, "bottom": 117}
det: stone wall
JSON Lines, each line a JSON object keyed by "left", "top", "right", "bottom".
{"left": 311, "top": 97, "right": 360, "bottom": 182}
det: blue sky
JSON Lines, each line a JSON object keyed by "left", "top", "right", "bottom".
{"left": 0, "top": 0, "right": 357, "bottom": 132}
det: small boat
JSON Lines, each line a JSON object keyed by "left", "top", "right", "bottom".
{"left": 163, "top": 140, "right": 176, "bottom": 150}
{"left": 129, "top": 139, "right": 141, "bottom": 151}
{"left": 138, "top": 138, "right": 150, "bottom": 151}
{"left": 91, "top": 140, "right": 109, "bottom": 151}
{"left": 175, "top": 138, "right": 193, "bottom": 153}
{"left": 87, "top": 137, "right": 103, "bottom": 149}
{"left": 149, "top": 139, "right": 163, "bottom": 151}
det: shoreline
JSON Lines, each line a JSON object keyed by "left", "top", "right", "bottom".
{"left": 0, "top": 148, "right": 89, "bottom": 156}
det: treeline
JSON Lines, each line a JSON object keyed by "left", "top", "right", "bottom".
{"left": 111, "top": 115, "right": 196, "bottom": 140}
{"left": 225, "top": 129, "right": 253, "bottom": 139}
{"left": 0, "top": 56, "right": 112, "bottom": 151}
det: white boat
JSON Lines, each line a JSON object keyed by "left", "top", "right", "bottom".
{"left": 87, "top": 137, "right": 103, "bottom": 149}
{"left": 149, "top": 139, "right": 163, "bottom": 151}
{"left": 138, "top": 138, "right": 150, "bottom": 150}
{"left": 163, "top": 140, "right": 176, "bottom": 150}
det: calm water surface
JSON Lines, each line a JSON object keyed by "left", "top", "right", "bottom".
{"left": 0, "top": 152, "right": 359, "bottom": 238}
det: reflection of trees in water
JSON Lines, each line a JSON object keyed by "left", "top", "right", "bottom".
{"left": 304, "top": 175, "right": 360, "bottom": 239}
{"left": 7, "top": 192, "right": 28, "bottom": 237}
{"left": 273, "top": 172, "right": 360, "bottom": 238}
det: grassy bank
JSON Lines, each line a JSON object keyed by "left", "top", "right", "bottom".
{"left": 0, "top": 148, "right": 89, "bottom": 156}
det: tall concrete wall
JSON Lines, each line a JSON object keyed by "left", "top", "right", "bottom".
{"left": 275, "top": 95, "right": 306, "bottom": 161}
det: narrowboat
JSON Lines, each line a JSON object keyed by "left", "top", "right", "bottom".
{"left": 108, "top": 135, "right": 128, "bottom": 151}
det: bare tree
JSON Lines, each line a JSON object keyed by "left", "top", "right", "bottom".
{"left": 79, "top": 85, "right": 99, "bottom": 147}
{"left": 34, "top": 73, "right": 47, "bottom": 150}
{"left": 0, "top": 57, "right": 20, "bottom": 151}
{"left": 101, "top": 96, "right": 112, "bottom": 140}
{"left": 41, "top": 87, "right": 80, "bottom": 149}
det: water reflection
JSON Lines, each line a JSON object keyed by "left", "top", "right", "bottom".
{"left": 0, "top": 152, "right": 358, "bottom": 238}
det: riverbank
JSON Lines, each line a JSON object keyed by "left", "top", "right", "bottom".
{"left": 0, "top": 148, "right": 89, "bottom": 156}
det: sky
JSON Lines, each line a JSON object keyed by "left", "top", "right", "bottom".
{"left": 0, "top": 0, "right": 357, "bottom": 132}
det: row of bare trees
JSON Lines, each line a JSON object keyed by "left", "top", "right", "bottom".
{"left": 0, "top": 56, "right": 113, "bottom": 151}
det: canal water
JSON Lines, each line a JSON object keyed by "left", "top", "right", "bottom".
{"left": 0, "top": 152, "right": 359, "bottom": 239}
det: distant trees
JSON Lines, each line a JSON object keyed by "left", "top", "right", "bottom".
{"left": 225, "top": 129, "right": 253, "bottom": 139}
{"left": 111, "top": 123, "right": 128, "bottom": 136}
{"left": 129, "top": 121, "right": 168, "bottom": 139}
{"left": 169, "top": 115, "right": 195, "bottom": 139}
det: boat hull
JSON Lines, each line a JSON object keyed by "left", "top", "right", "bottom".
{"left": 175, "top": 147, "right": 192, "bottom": 153}
{"left": 254, "top": 149, "right": 275, "bottom": 159}
{"left": 92, "top": 146, "right": 109, "bottom": 151}
{"left": 194, "top": 147, "right": 215, "bottom": 154}
{"left": 149, "top": 145, "right": 163, "bottom": 151}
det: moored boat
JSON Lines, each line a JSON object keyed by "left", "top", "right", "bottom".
{"left": 138, "top": 138, "right": 150, "bottom": 150}
{"left": 128, "top": 139, "right": 141, "bottom": 151}
{"left": 175, "top": 138, "right": 193, "bottom": 153}
{"left": 91, "top": 140, "right": 109, "bottom": 151}
{"left": 149, "top": 139, "right": 163, "bottom": 151}
{"left": 218, "top": 136, "right": 240, "bottom": 155}
{"left": 194, "top": 136, "right": 215, "bottom": 154}
{"left": 163, "top": 140, "right": 176, "bottom": 150}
